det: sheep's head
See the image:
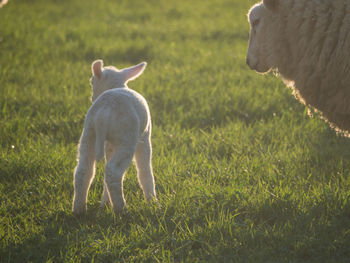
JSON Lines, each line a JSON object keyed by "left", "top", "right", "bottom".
{"left": 90, "top": 59, "right": 147, "bottom": 102}
{"left": 246, "top": 0, "right": 279, "bottom": 74}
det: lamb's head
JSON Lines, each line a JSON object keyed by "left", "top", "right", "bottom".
{"left": 0, "top": 0, "right": 9, "bottom": 8}
{"left": 90, "top": 59, "right": 147, "bottom": 102}
{"left": 246, "top": 0, "right": 279, "bottom": 74}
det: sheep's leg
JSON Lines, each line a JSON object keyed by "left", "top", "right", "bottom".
{"left": 100, "top": 181, "right": 110, "bottom": 207}
{"left": 100, "top": 142, "right": 115, "bottom": 207}
{"left": 104, "top": 145, "right": 135, "bottom": 214}
{"left": 72, "top": 130, "right": 96, "bottom": 215}
{"left": 135, "top": 135, "right": 157, "bottom": 202}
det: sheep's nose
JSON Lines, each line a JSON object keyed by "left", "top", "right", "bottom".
{"left": 246, "top": 57, "right": 251, "bottom": 67}
{"left": 246, "top": 57, "right": 254, "bottom": 69}
{"left": 246, "top": 56, "right": 257, "bottom": 70}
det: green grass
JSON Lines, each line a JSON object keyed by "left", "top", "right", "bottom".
{"left": 1, "top": 0, "right": 350, "bottom": 262}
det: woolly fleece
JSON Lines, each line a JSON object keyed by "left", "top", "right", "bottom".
{"left": 247, "top": 0, "right": 350, "bottom": 135}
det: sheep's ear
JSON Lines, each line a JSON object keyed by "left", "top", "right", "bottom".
{"left": 92, "top": 59, "right": 103, "bottom": 79}
{"left": 121, "top": 62, "right": 147, "bottom": 82}
{"left": 263, "top": 0, "right": 279, "bottom": 12}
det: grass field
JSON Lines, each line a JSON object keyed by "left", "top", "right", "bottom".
{"left": 1, "top": 0, "right": 350, "bottom": 262}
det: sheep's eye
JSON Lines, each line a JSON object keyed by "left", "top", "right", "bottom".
{"left": 252, "top": 19, "right": 260, "bottom": 27}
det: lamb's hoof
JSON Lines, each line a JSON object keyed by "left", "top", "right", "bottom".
{"left": 72, "top": 206, "right": 87, "bottom": 216}
{"left": 149, "top": 199, "right": 162, "bottom": 212}
{"left": 147, "top": 196, "right": 159, "bottom": 206}
{"left": 113, "top": 205, "right": 127, "bottom": 215}
{"left": 149, "top": 196, "right": 158, "bottom": 203}
{"left": 100, "top": 200, "right": 110, "bottom": 208}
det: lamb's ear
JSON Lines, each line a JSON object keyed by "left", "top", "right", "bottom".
{"left": 121, "top": 62, "right": 147, "bottom": 82}
{"left": 263, "top": 0, "right": 279, "bottom": 12}
{"left": 92, "top": 59, "right": 103, "bottom": 79}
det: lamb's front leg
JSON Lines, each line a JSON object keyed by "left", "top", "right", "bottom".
{"left": 72, "top": 130, "right": 96, "bottom": 215}
{"left": 135, "top": 134, "right": 157, "bottom": 202}
{"left": 100, "top": 142, "right": 115, "bottom": 207}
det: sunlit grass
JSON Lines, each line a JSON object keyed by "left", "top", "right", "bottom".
{"left": 1, "top": 0, "right": 350, "bottom": 262}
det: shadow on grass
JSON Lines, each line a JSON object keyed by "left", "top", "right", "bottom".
{"left": 2, "top": 194, "right": 350, "bottom": 262}
{"left": 235, "top": 198, "right": 350, "bottom": 262}
{"left": 0, "top": 206, "right": 116, "bottom": 262}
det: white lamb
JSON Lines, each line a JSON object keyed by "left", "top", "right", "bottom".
{"left": 0, "top": 0, "right": 8, "bottom": 8}
{"left": 72, "top": 59, "right": 156, "bottom": 215}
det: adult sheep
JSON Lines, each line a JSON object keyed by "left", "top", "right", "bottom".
{"left": 246, "top": 0, "right": 350, "bottom": 135}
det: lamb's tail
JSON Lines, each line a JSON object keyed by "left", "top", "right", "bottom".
{"left": 94, "top": 121, "right": 107, "bottom": 162}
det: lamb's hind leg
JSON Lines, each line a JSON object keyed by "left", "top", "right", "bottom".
{"left": 72, "top": 129, "right": 96, "bottom": 215}
{"left": 104, "top": 144, "right": 136, "bottom": 214}
{"left": 100, "top": 142, "right": 115, "bottom": 207}
{"left": 135, "top": 134, "right": 157, "bottom": 202}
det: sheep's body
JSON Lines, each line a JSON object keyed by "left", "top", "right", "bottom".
{"left": 89, "top": 88, "right": 150, "bottom": 162}
{"left": 247, "top": 0, "right": 350, "bottom": 135}
{"left": 72, "top": 60, "right": 156, "bottom": 215}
